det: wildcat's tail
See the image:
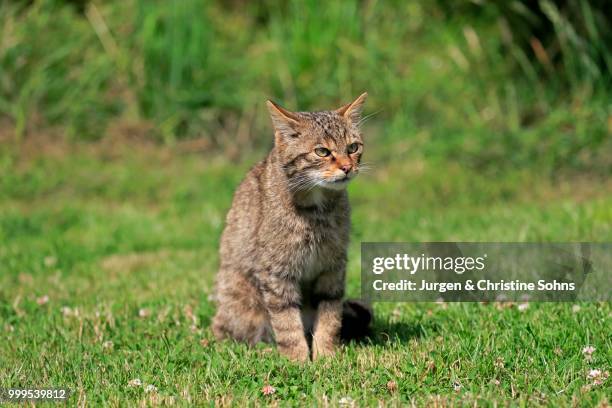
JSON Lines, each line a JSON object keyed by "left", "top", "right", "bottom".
{"left": 340, "top": 299, "right": 373, "bottom": 342}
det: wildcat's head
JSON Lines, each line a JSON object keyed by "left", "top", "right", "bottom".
{"left": 266, "top": 93, "right": 367, "bottom": 192}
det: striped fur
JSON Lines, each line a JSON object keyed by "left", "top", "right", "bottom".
{"left": 212, "top": 93, "right": 370, "bottom": 362}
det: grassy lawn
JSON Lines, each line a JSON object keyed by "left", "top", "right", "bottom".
{"left": 0, "top": 140, "right": 610, "bottom": 406}
{"left": 0, "top": 0, "right": 610, "bottom": 405}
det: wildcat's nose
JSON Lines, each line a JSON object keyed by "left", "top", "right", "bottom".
{"left": 340, "top": 163, "right": 352, "bottom": 174}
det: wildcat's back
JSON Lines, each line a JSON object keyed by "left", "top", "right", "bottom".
{"left": 213, "top": 161, "right": 273, "bottom": 344}
{"left": 212, "top": 94, "right": 371, "bottom": 361}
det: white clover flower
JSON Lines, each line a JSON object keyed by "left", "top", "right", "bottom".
{"left": 44, "top": 256, "right": 57, "bottom": 267}
{"left": 61, "top": 306, "right": 74, "bottom": 317}
{"left": 582, "top": 346, "right": 595, "bottom": 356}
{"left": 588, "top": 369, "right": 601, "bottom": 379}
{"left": 145, "top": 384, "right": 157, "bottom": 393}
{"left": 36, "top": 295, "right": 49, "bottom": 305}
{"left": 128, "top": 378, "right": 142, "bottom": 387}
{"left": 590, "top": 370, "right": 609, "bottom": 386}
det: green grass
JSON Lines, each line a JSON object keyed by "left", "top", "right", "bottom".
{"left": 1, "top": 0, "right": 610, "bottom": 175}
{"left": 1, "top": 0, "right": 610, "bottom": 405}
{"left": 0, "top": 142, "right": 610, "bottom": 406}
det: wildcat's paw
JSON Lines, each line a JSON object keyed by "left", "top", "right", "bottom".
{"left": 311, "top": 336, "right": 337, "bottom": 360}
{"left": 278, "top": 341, "right": 310, "bottom": 363}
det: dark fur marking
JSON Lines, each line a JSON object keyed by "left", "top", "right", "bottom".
{"left": 283, "top": 152, "right": 309, "bottom": 170}
{"left": 267, "top": 301, "right": 301, "bottom": 313}
{"left": 276, "top": 338, "right": 300, "bottom": 348}
{"left": 313, "top": 291, "right": 344, "bottom": 305}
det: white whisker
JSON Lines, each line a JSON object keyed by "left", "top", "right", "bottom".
{"left": 358, "top": 110, "right": 382, "bottom": 127}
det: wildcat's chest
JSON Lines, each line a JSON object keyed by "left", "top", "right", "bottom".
{"left": 300, "top": 246, "right": 327, "bottom": 282}
{"left": 295, "top": 215, "right": 348, "bottom": 282}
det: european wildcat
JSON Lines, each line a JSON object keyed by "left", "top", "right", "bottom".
{"left": 212, "top": 93, "right": 372, "bottom": 362}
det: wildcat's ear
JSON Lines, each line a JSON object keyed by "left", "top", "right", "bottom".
{"left": 266, "top": 100, "right": 301, "bottom": 137}
{"left": 335, "top": 92, "right": 367, "bottom": 125}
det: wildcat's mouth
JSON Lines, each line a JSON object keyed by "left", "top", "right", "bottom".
{"left": 332, "top": 177, "right": 350, "bottom": 184}
{"left": 320, "top": 174, "right": 354, "bottom": 190}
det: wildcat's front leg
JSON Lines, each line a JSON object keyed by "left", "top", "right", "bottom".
{"left": 259, "top": 274, "right": 310, "bottom": 362}
{"left": 311, "top": 270, "right": 345, "bottom": 360}
{"left": 312, "top": 300, "right": 343, "bottom": 359}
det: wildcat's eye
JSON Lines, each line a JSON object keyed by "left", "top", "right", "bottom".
{"left": 347, "top": 143, "right": 359, "bottom": 154}
{"left": 314, "top": 147, "right": 331, "bottom": 157}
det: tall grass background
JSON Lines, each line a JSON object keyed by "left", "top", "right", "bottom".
{"left": 0, "top": 0, "right": 610, "bottom": 174}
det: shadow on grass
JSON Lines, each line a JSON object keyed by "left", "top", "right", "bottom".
{"left": 368, "top": 320, "right": 429, "bottom": 345}
{"left": 340, "top": 300, "right": 432, "bottom": 346}
{"left": 342, "top": 318, "right": 431, "bottom": 346}
{"left": 343, "top": 322, "right": 426, "bottom": 347}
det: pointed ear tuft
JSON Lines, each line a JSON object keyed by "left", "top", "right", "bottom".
{"left": 266, "top": 100, "right": 300, "bottom": 137}
{"left": 335, "top": 92, "right": 368, "bottom": 125}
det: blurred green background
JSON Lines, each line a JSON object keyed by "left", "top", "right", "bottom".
{"left": 1, "top": 1, "right": 611, "bottom": 405}
{"left": 1, "top": 0, "right": 610, "bottom": 175}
